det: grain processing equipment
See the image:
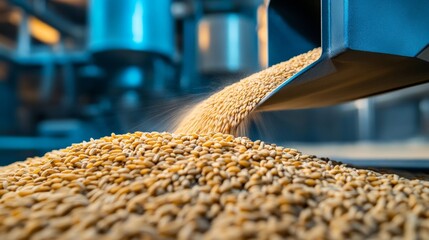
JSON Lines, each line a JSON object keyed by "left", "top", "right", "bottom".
{"left": 257, "top": 0, "right": 429, "bottom": 111}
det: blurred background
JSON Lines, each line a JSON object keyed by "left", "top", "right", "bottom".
{"left": 0, "top": 0, "right": 428, "bottom": 169}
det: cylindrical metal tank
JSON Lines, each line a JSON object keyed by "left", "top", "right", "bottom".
{"left": 89, "top": 0, "right": 174, "bottom": 61}
{"left": 197, "top": 14, "right": 259, "bottom": 74}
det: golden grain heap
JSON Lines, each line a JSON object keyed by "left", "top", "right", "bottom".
{"left": 1, "top": 47, "right": 429, "bottom": 240}
{"left": 0, "top": 132, "right": 428, "bottom": 240}
{"left": 175, "top": 48, "right": 321, "bottom": 135}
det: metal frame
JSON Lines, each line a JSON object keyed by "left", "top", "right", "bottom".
{"left": 7, "top": 0, "right": 85, "bottom": 40}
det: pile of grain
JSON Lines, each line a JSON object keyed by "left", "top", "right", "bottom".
{"left": 1, "top": 48, "right": 428, "bottom": 240}
{"left": 0, "top": 132, "right": 428, "bottom": 239}
{"left": 175, "top": 48, "right": 321, "bottom": 135}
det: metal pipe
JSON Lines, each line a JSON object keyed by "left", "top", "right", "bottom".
{"left": 7, "top": 0, "right": 84, "bottom": 40}
{"left": 40, "top": 62, "right": 55, "bottom": 102}
{"left": 17, "top": 9, "right": 30, "bottom": 55}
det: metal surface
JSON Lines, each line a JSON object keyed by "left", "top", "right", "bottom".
{"left": 267, "top": 0, "right": 320, "bottom": 66}
{"left": 198, "top": 14, "right": 258, "bottom": 74}
{"left": 89, "top": 0, "right": 174, "bottom": 60}
{"left": 259, "top": 50, "right": 429, "bottom": 110}
{"left": 290, "top": 142, "right": 429, "bottom": 170}
{"left": 257, "top": 0, "right": 429, "bottom": 111}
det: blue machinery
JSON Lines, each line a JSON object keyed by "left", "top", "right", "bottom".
{"left": 89, "top": 0, "right": 174, "bottom": 60}
{"left": 260, "top": 0, "right": 429, "bottom": 111}
{"left": 0, "top": 0, "right": 429, "bottom": 169}
{"left": 257, "top": 0, "right": 429, "bottom": 145}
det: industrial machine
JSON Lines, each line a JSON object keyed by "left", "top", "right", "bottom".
{"left": 250, "top": 0, "right": 429, "bottom": 169}
{"left": 0, "top": 0, "right": 262, "bottom": 164}
{"left": 248, "top": 0, "right": 429, "bottom": 144}
{"left": 258, "top": 0, "right": 429, "bottom": 111}
{"left": 0, "top": 0, "right": 428, "bottom": 170}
